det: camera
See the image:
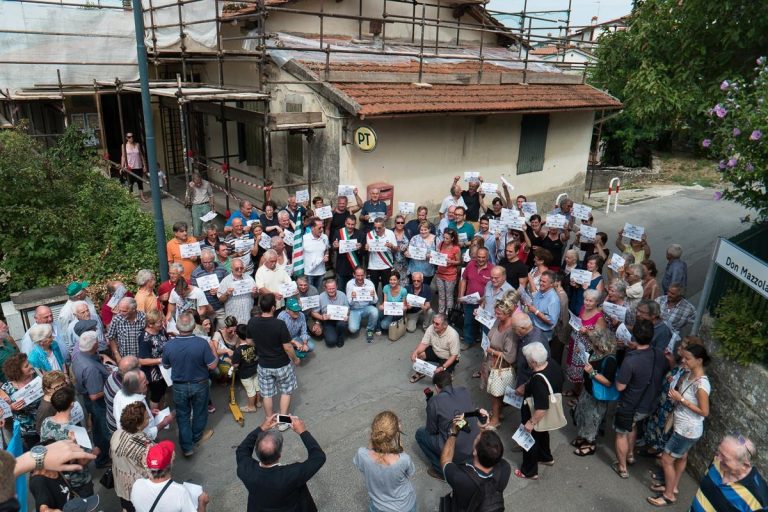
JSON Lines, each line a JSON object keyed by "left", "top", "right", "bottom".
{"left": 463, "top": 409, "right": 489, "bottom": 425}
{"left": 423, "top": 387, "right": 434, "bottom": 401}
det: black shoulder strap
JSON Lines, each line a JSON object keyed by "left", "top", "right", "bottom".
{"left": 149, "top": 479, "right": 174, "bottom": 512}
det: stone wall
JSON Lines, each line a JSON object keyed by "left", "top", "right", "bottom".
{"left": 686, "top": 315, "right": 768, "bottom": 477}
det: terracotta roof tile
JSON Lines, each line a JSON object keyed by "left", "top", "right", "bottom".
{"left": 333, "top": 82, "right": 622, "bottom": 116}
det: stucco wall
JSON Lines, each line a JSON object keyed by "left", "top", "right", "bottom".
{"left": 340, "top": 110, "right": 594, "bottom": 218}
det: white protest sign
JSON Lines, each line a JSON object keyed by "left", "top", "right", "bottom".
{"left": 500, "top": 175, "right": 514, "bottom": 190}
{"left": 463, "top": 249, "right": 471, "bottom": 263}
{"left": 0, "top": 401, "right": 11, "bottom": 419}
{"left": 412, "top": 359, "right": 438, "bottom": 378}
{"left": 11, "top": 376, "right": 43, "bottom": 405}
{"left": 398, "top": 202, "right": 416, "bottom": 215}
{"left": 460, "top": 292, "right": 481, "bottom": 305}
{"left": 503, "top": 386, "right": 524, "bottom": 408}
{"left": 570, "top": 269, "right": 593, "bottom": 287}
{"left": 480, "top": 183, "right": 498, "bottom": 195}
{"left": 180, "top": 243, "right": 202, "bottom": 258}
{"left": 155, "top": 407, "right": 172, "bottom": 430}
{"left": 458, "top": 232, "right": 468, "bottom": 244}
{"left": 70, "top": 402, "right": 85, "bottom": 426}
{"left": 546, "top": 214, "right": 567, "bottom": 230}
{"left": 232, "top": 279, "right": 254, "bottom": 296}
{"left": 429, "top": 251, "right": 448, "bottom": 267}
{"left": 283, "top": 263, "right": 293, "bottom": 276}
{"left": 481, "top": 333, "right": 491, "bottom": 352}
{"left": 406, "top": 294, "right": 426, "bottom": 308}
{"left": 408, "top": 245, "right": 427, "bottom": 260}
{"left": 295, "top": 189, "right": 310, "bottom": 203}
{"left": 368, "top": 211, "right": 387, "bottom": 223}
{"left": 602, "top": 301, "right": 627, "bottom": 322}
{"left": 246, "top": 219, "right": 258, "bottom": 228}
{"left": 234, "top": 238, "right": 254, "bottom": 253}
{"left": 352, "top": 287, "right": 374, "bottom": 302}
{"left": 572, "top": 203, "right": 592, "bottom": 221}
{"left": 573, "top": 342, "right": 589, "bottom": 366}
{"left": 488, "top": 219, "right": 504, "bottom": 234}
{"left": 282, "top": 230, "right": 294, "bottom": 246}
{"left": 475, "top": 309, "right": 496, "bottom": 330}
{"left": 67, "top": 425, "right": 92, "bottom": 449}
{"left": 159, "top": 365, "right": 173, "bottom": 387}
{"left": 200, "top": 211, "right": 217, "bottom": 222}
{"left": 464, "top": 171, "right": 480, "bottom": 182}
{"left": 512, "top": 424, "right": 535, "bottom": 451}
{"left": 279, "top": 281, "right": 298, "bottom": 298}
{"left": 500, "top": 208, "right": 519, "bottom": 223}
{"left": 338, "top": 240, "right": 358, "bottom": 254}
{"left": 616, "top": 323, "right": 633, "bottom": 344}
{"left": 667, "top": 331, "right": 681, "bottom": 353}
{"left": 568, "top": 311, "right": 583, "bottom": 331}
{"left": 522, "top": 202, "right": 537, "bottom": 216}
{"left": 517, "top": 286, "right": 533, "bottom": 305}
{"left": 506, "top": 216, "right": 526, "bottom": 232}
{"left": 608, "top": 253, "right": 626, "bottom": 273}
{"left": 338, "top": 185, "right": 355, "bottom": 197}
{"left": 580, "top": 225, "right": 597, "bottom": 242}
{"left": 195, "top": 274, "right": 220, "bottom": 292}
{"left": 326, "top": 305, "right": 349, "bottom": 321}
{"left": 258, "top": 233, "right": 272, "bottom": 249}
{"left": 316, "top": 206, "right": 333, "bottom": 220}
{"left": 107, "top": 286, "right": 128, "bottom": 309}
{"left": 384, "top": 301, "right": 404, "bottom": 316}
{"left": 300, "top": 295, "right": 320, "bottom": 311}
{"left": 623, "top": 223, "right": 645, "bottom": 242}
{"left": 368, "top": 239, "right": 388, "bottom": 253}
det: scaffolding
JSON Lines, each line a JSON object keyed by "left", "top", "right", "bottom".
{"left": 0, "top": 0, "right": 617, "bottom": 209}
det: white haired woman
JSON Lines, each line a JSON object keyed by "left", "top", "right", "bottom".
{"left": 27, "top": 323, "right": 65, "bottom": 374}
{"left": 572, "top": 328, "right": 617, "bottom": 456}
{"left": 135, "top": 269, "right": 159, "bottom": 314}
{"left": 516, "top": 341, "right": 563, "bottom": 480}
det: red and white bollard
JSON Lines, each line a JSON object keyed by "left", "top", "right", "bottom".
{"left": 606, "top": 177, "right": 620, "bottom": 214}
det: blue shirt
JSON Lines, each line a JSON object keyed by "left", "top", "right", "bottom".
{"left": 531, "top": 288, "right": 560, "bottom": 333}
{"left": 405, "top": 284, "right": 433, "bottom": 313}
{"left": 226, "top": 209, "right": 260, "bottom": 227}
{"left": 162, "top": 334, "right": 216, "bottom": 382}
{"left": 662, "top": 258, "right": 688, "bottom": 294}
{"left": 277, "top": 310, "right": 309, "bottom": 343}
{"left": 191, "top": 263, "right": 229, "bottom": 311}
{"left": 72, "top": 353, "right": 110, "bottom": 397}
{"left": 482, "top": 281, "right": 513, "bottom": 316}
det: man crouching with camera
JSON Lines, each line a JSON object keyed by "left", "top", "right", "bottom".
{"left": 440, "top": 413, "right": 511, "bottom": 511}
{"left": 415, "top": 371, "right": 481, "bottom": 480}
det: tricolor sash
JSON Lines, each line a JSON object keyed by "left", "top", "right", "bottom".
{"left": 339, "top": 228, "right": 361, "bottom": 268}
{"left": 368, "top": 231, "right": 394, "bottom": 268}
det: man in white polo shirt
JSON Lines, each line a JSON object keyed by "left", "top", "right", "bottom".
{"left": 302, "top": 217, "right": 330, "bottom": 291}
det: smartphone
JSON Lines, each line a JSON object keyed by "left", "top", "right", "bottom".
{"left": 277, "top": 414, "right": 292, "bottom": 424}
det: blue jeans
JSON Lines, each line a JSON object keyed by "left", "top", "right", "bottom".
{"left": 323, "top": 320, "right": 348, "bottom": 347}
{"left": 307, "top": 274, "right": 325, "bottom": 291}
{"left": 463, "top": 304, "right": 479, "bottom": 345}
{"left": 173, "top": 380, "right": 210, "bottom": 453}
{"left": 83, "top": 396, "right": 110, "bottom": 466}
{"left": 379, "top": 315, "right": 402, "bottom": 331}
{"left": 348, "top": 306, "right": 379, "bottom": 334}
{"left": 415, "top": 426, "right": 442, "bottom": 472}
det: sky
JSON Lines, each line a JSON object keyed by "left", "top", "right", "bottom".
{"left": 488, "top": 0, "right": 633, "bottom": 34}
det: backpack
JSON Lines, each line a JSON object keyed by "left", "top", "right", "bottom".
{"left": 441, "top": 464, "right": 505, "bottom": 512}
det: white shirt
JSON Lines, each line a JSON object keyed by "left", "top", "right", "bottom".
{"left": 217, "top": 274, "right": 256, "bottom": 325}
{"left": 130, "top": 479, "right": 199, "bottom": 512}
{"left": 57, "top": 297, "right": 99, "bottom": 335}
{"left": 367, "top": 229, "right": 397, "bottom": 270}
{"left": 113, "top": 391, "right": 158, "bottom": 440}
{"left": 673, "top": 374, "right": 711, "bottom": 439}
{"left": 169, "top": 287, "right": 209, "bottom": 322}
{"left": 345, "top": 278, "right": 378, "bottom": 308}
{"left": 302, "top": 232, "right": 329, "bottom": 276}
{"left": 439, "top": 195, "right": 466, "bottom": 219}
{"left": 255, "top": 265, "right": 292, "bottom": 308}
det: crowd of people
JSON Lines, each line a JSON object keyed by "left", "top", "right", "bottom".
{"left": 1, "top": 174, "right": 766, "bottom": 512}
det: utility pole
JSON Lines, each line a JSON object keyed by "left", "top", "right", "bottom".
{"left": 131, "top": 0, "right": 169, "bottom": 280}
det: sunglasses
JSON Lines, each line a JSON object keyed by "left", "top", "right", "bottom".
{"left": 396, "top": 221, "right": 405, "bottom": 224}
{"left": 732, "top": 431, "right": 755, "bottom": 457}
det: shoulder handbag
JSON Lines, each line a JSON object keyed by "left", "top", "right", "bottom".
{"left": 388, "top": 319, "right": 407, "bottom": 341}
{"left": 149, "top": 479, "right": 174, "bottom": 512}
{"left": 663, "top": 375, "right": 704, "bottom": 434}
{"left": 99, "top": 468, "right": 114, "bottom": 489}
{"left": 524, "top": 373, "right": 567, "bottom": 431}
{"left": 486, "top": 354, "right": 515, "bottom": 398}
{"left": 592, "top": 356, "right": 620, "bottom": 402}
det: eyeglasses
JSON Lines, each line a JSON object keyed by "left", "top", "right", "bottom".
{"left": 732, "top": 431, "right": 755, "bottom": 457}
{"left": 396, "top": 221, "right": 405, "bottom": 224}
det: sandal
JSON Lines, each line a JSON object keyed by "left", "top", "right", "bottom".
{"left": 611, "top": 461, "right": 629, "bottom": 479}
{"left": 627, "top": 456, "right": 637, "bottom": 465}
{"left": 241, "top": 406, "right": 257, "bottom": 413}
{"left": 570, "top": 437, "right": 588, "bottom": 448}
{"left": 514, "top": 469, "right": 538, "bottom": 480}
{"left": 471, "top": 371, "right": 481, "bottom": 379}
{"left": 574, "top": 444, "right": 596, "bottom": 457}
{"left": 647, "top": 495, "right": 676, "bottom": 507}
{"left": 409, "top": 373, "right": 425, "bottom": 383}
{"left": 650, "top": 484, "right": 679, "bottom": 494}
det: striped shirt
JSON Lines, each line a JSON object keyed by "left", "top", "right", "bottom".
{"left": 691, "top": 459, "right": 768, "bottom": 512}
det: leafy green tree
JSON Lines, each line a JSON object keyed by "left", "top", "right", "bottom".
{"left": 590, "top": 0, "right": 768, "bottom": 165}
{"left": 0, "top": 126, "right": 158, "bottom": 300}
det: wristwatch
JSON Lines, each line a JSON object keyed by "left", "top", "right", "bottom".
{"left": 30, "top": 445, "right": 47, "bottom": 471}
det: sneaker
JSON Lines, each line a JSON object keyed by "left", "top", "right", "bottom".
{"left": 183, "top": 450, "right": 195, "bottom": 457}
{"left": 277, "top": 422, "right": 291, "bottom": 432}
{"left": 366, "top": 331, "right": 374, "bottom": 343}
{"left": 375, "top": 330, "right": 382, "bottom": 336}
{"left": 208, "top": 403, "right": 216, "bottom": 414}
{"left": 195, "top": 429, "right": 214, "bottom": 446}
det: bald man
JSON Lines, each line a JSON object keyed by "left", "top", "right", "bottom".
{"left": 20, "top": 306, "right": 66, "bottom": 356}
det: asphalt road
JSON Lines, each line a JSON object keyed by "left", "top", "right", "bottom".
{"left": 94, "top": 185, "right": 751, "bottom": 512}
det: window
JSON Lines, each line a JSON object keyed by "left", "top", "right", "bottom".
{"left": 286, "top": 102, "right": 304, "bottom": 176}
{"left": 236, "top": 101, "right": 265, "bottom": 166}
{"left": 516, "top": 114, "right": 549, "bottom": 174}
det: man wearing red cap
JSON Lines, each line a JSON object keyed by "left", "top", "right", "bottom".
{"left": 131, "top": 440, "right": 210, "bottom": 512}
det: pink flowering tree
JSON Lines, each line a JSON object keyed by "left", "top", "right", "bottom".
{"left": 703, "top": 57, "right": 767, "bottom": 220}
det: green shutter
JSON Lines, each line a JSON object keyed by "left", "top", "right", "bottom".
{"left": 516, "top": 114, "right": 549, "bottom": 174}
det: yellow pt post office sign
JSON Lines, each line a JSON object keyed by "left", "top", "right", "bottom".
{"left": 354, "top": 126, "right": 377, "bottom": 152}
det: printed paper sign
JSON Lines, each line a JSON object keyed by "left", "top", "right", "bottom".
{"left": 383, "top": 301, "right": 404, "bottom": 316}
{"left": 11, "top": 376, "right": 43, "bottom": 405}
{"left": 464, "top": 171, "right": 480, "bottom": 182}
{"left": 299, "top": 295, "right": 320, "bottom": 311}
{"left": 608, "top": 253, "right": 626, "bottom": 273}
{"left": 481, "top": 333, "right": 491, "bottom": 352}
{"left": 463, "top": 250, "right": 471, "bottom": 263}
{"left": 616, "top": 323, "right": 633, "bottom": 344}
{"left": 180, "top": 243, "right": 202, "bottom": 258}
{"left": 602, "top": 301, "right": 627, "bottom": 322}
{"left": 570, "top": 269, "right": 593, "bottom": 287}
{"left": 460, "top": 292, "right": 481, "bottom": 305}
{"left": 154, "top": 407, "right": 172, "bottom": 430}
{"left": 568, "top": 311, "right": 583, "bottom": 331}
{"left": 200, "top": 211, "right": 217, "bottom": 222}
{"left": 338, "top": 240, "right": 358, "bottom": 254}
{"left": 512, "top": 424, "right": 535, "bottom": 451}
{"left": 232, "top": 279, "right": 254, "bottom": 296}
{"left": 283, "top": 230, "right": 294, "bottom": 246}
{"left": 572, "top": 203, "right": 592, "bottom": 221}
{"left": 258, "top": 233, "right": 272, "bottom": 249}
{"left": 159, "top": 365, "right": 173, "bottom": 387}
{"left": 107, "top": 286, "right": 128, "bottom": 309}
{"left": 67, "top": 425, "right": 92, "bottom": 449}
{"left": 338, "top": 185, "right": 355, "bottom": 197}
{"left": 546, "top": 214, "right": 568, "bottom": 230}
{"left": 408, "top": 245, "right": 427, "bottom": 260}
{"left": 500, "top": 175, "right": 514, "bottom": 190}
{"left": 506, "top": 216, "right": 526, "bottom": 231}
{"left": 295, "top": 189, "right": 310, "bottom": 203}
{"left": 480, "top": 183, "right": 498, "bottom": 195}
{"left": 70, "top": 402, "right": 85, "bottom": 425}
{"left": 413, "top": 359, "right": 438, "bottom": 378}
{"left": 283, "top": 263, "right": 293, "bottom": 276}
{"left": 0, "top": 401, "right": 12, "bottom": 419}
{"left": 488, "top": 219, "right": 504, "bottom": 234}
{"left": 500, "top": 208, "right": 519, "bottom": 223}
{"left": 326, "top": 305, "right": 349, "bottom": 321}
{"left": 623, "top": 223, "right": 645, "bottom": 242}
{"left": 234, "top": 238, "right": 254, "bottom": 253}
{"left": 406, "top": 294, "right": 426, "bottom": 308}
{"left": 279, "top": 281, "right": 298, "bottom": 298}
{"left": 368, "top": 211, "right": 387, "bottom": 223}
{"left": 195, "top": 274, "right": 220, "bottom": 292}
{"left": 579, "top": 225, "right": 597, "bottom": 242}
{"left": 517, "top": 286, "right": 533, "bottom": 305}
{"left": 522, "top": 202, "right": 537, "bottom": 216}
{"left": 429, "top": 251, "right": 448, "bottom": 267}
{"left": 667, "top": 331, "right": 681, "bottom": 353}
{"left": 246, "top": 219, "right": 258, "bottom": 227}
{"left": 458, "top": 232, "right": 468, "bottom": 244}
{"left": 398, "top": 202, "right": 416, "bottom": 215}
{"left": 368, "top": 239, "right": 388, "bottom": 253}
{"left": 352, "top": 287, "right": 374, "bottom": 302}
{"left": 503, "top": 386, "right": 524, "bottom": 408}
{"left": 316, "top": 206, "right": 333, "bottom": 220}
{"left": 573, "top": 341, "right": 589, "bottom": 366}
{"left": 475, "top": 309, "right": 496, "bottom": 330}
